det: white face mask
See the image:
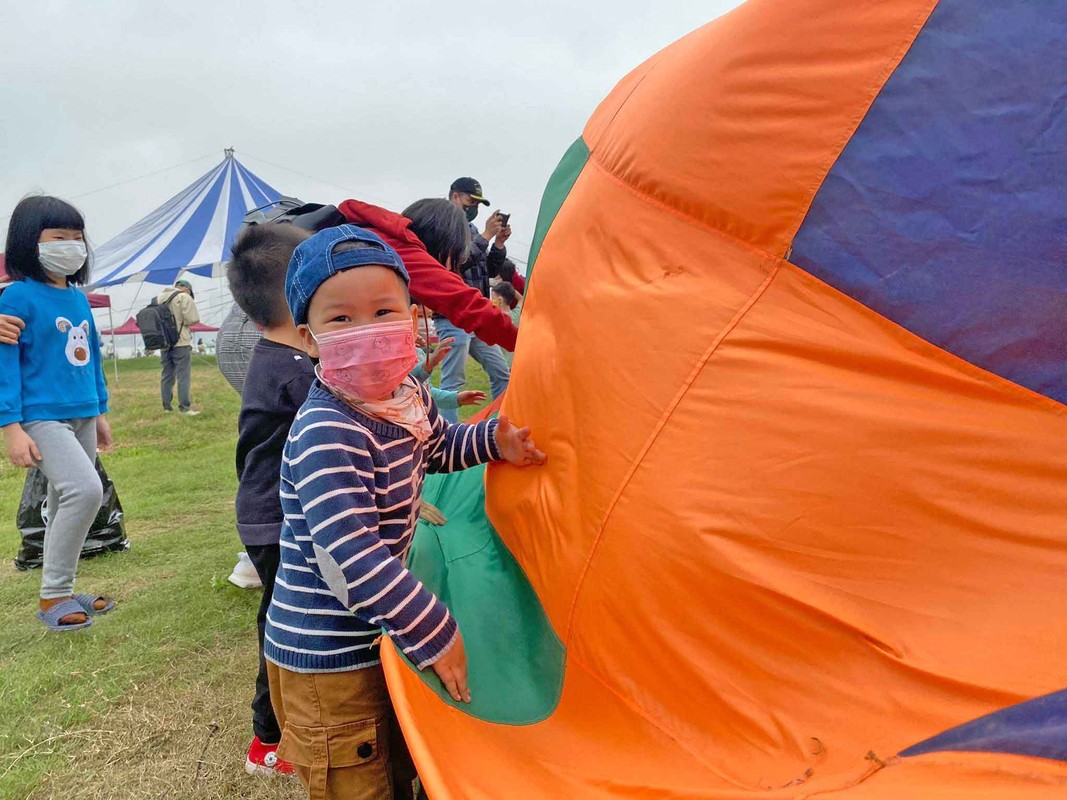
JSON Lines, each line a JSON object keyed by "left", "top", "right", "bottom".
{"left": 38, "top": 240, "right": 87, "bottom": 277}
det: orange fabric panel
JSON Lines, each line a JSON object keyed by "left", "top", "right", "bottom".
{"left": 390, "top": 247, "right": 1067, "bottom": 798}
{"left": 491, "top": 161, "right": 774, "bottom": 636}
{"left": 583, "top": 0, "right": 937, "bottom": 257}
{"left": 383, "top": 644, "right": 762, "bottom": 800}
{"left": 569, "top": 260, "right": 1067, "bottom": 789}
{"left": 837, "top": 752, "right": 1067, "bottom": 799}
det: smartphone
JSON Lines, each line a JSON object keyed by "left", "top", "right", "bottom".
{"left": 497, "top": 212, "right": 511, "bottom": 227}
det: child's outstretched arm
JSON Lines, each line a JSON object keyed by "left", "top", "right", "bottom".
{"left": 422, "top": 387, "right": 501, "bottom": 474}
{"left": 284, "top": 410, "right": 459, "bottom": 672}
{"left": 422, "top": 385, "right": 547, "bottom": 473}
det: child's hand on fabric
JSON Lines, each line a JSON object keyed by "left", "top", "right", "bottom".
{"left": 457, "top": 391, "right": 487, "bottom": 407}
{"left": 3, "top": 425, "right": 40, "bottom": 468}
{"left": 419, "top": 501, "right": 447, "bottom": 527}
{"left": 423, "top": 338, "right": 454, "bottom": 372}
{"left": 432, "top": 631, "right": 471, "bottom": 703}
{"left": 96, "top": 416, "right": 113, "bottom": 451}
{"left": 494, "top": 413, "right": 547, "bottom": 467}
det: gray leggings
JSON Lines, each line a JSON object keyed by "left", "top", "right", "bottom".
{"left": 22, "top": 418, "right": 102, "bottom": 599}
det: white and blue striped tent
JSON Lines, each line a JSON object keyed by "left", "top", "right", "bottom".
{"left": 91, "top": 150, "right": 281, "bottom": 287}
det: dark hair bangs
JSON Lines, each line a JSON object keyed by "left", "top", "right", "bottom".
{"left": 4, "top": 195, "right": 91, "bottom": 285}
{"left": 38, "top": 198, "right": 86, "bottom": 232}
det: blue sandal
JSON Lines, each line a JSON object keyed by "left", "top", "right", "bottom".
{"left": 37, "top": 597, "right": 93, "bottom": 632}
{"left": 73, "top": 593, "right": 116, "bottom": 616}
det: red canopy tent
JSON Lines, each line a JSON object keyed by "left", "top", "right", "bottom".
{"left": 100, "top": 317, "right": 141, "bottom": 336}
{"left": 190, "top": 322, "right": 220, "bottom": 332}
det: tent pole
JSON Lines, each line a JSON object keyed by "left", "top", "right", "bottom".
{"left": 124, "top": 281, "right": 147, "bottom": 329}
{"left": 108, "top": 304, "right": 118, "bottom": 382}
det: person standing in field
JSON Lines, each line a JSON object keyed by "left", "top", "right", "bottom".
{"left": 0, "top": 195, "right": 116, "bottom": 631}
{"left": 227, "top": 223, "right": 317, "bottom": 778}
{"left": 157, "top": 279, "right": 200, "bottom": 415}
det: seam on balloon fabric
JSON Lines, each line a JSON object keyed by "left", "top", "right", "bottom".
{"left": 581, "top": 0, "right": 940, "bottom": 263}
{"left": 562, "top": 257, "right": 782, "bottom": 647}
{"left": 781, "top": 0, "right": 939, "bottom": 250}
{"left": 586, "top": 153, "right": 782, "bottom": 265}
{"left": 521, "top": 63, "right": 658, "bottom": 293}
{"left": 583, "top": 62, "right": 658, "bottom": 152}
{"left": 780, "top": 261, "right": 1067, "bottom": 417}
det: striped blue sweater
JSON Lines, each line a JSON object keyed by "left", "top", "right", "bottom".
{"left": 264, "top": 380, "right": 501, "bottom": 674}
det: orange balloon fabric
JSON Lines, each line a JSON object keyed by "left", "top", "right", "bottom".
{"left": 382, "top": 1, "right": 1067, "bottom": 797}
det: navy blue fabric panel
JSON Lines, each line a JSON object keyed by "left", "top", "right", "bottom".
{"left": 901, "top": 689, "right": 1067, "bottom": 762}
{"left": 791, "top": 2, "right": 1067, "bottom": 405}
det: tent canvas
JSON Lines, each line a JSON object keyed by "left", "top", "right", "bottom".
{"left": 90, "top": 150, "right": 281, "bottom": 289}
{"left": 100, "top": 317, "right": 141, "bottom": 336}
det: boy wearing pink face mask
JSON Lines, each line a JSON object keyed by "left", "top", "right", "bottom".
{"left": 267, "top": 225, "right": 546, "bottom": 800}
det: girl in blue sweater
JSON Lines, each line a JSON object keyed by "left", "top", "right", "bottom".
{"left": 0, "top": 196, "right": 115, "bottom": 631}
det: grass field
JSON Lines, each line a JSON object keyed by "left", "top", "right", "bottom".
{"left": 0, "top": 354, "right": 490, "bottom": 800}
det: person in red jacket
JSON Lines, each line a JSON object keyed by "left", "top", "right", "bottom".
{"left": 337, "top": 199, "right": 518, "bottom": 352}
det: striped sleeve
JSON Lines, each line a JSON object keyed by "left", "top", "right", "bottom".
{"left": 422, "top": 385, "right": 502, "bottom": 474}
{"left": 286, "top": 410, "right": 457, "bottom": 668}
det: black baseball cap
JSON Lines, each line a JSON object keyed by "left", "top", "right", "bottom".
{"left": 450, "top": 177, "right": 490, "bottom": 206}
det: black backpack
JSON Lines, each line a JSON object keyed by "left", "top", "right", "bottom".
{"left": 136, "top": 291, "right": 182, "bottom": 351}
{"left": 240, "top": 197, "right": 344, "bottom": 232}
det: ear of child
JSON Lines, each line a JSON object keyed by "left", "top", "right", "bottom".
{"left": 297, "top": 324, "right": 319, "bottom": 358}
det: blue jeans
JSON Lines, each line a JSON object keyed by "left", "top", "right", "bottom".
{"left": 433, "top": 318, "right": 510, "bottom": 423}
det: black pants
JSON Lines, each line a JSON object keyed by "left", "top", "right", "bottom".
{"left": 245, "top": 543, "right": 282, "bottom": 744}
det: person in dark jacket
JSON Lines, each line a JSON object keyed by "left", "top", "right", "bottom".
{"left": 431, "top": 177, "right": 512, "bottom": 421}
{"left": 227, "top": 223, "right": 315, "bottom": 778}
{"left": 449, "top": 177, "right": 511, "bottom": 296}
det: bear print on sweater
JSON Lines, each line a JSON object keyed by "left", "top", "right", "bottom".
{"left": 57, "top": 317, "right": 91, "bottom": 367}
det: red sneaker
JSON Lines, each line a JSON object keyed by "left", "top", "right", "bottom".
{"left": 245, "top": 736, "right": 295, "bottom": 777}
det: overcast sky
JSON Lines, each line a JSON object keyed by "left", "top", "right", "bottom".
{"left": 1, "top": 0, "right": 743, "bottom": 323}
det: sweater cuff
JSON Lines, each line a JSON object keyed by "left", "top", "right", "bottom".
{"left": 410, "top": 614, "right": 460, "bottom": 671}
{"left": 487, "top": 418, "right": 503, "bottom": 461}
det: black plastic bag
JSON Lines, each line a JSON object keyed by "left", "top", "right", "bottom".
{"left": 14, "top": 457, "right": 129, "bottom": 570}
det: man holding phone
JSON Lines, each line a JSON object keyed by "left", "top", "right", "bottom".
{"left": 438, "top": 177, "right": 514, "bottom": 421}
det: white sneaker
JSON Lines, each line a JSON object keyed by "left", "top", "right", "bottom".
{"left": 228, "top": 552, "right": 262, "bottom": 589}
{"left": 180, "top": 409, "right": 201, "bottom": 416}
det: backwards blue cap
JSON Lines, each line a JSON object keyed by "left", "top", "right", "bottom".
{"left": 285, "top": 224, "right": 409, "bottom": 325}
